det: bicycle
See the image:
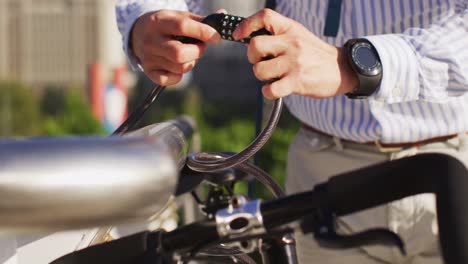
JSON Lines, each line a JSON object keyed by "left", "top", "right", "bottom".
{"left": 49, "top": 152, "right": 468, "bottom": 264}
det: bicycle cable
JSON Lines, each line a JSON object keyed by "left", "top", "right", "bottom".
{"left": 112, "top": 84, "right": 165, "bottom": 136}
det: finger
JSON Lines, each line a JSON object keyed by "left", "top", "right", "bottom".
{"left": 157, "top": 38, "right": 207, "bottom": 64}
{"left": 143, "top": 56, "right": 196, "bottom": 74}
{"left": 157, "top": 13, "right": 221, "bottom": 43}
{"left": 147, "top": 69, "right": 183, "bottom": 86}
{"left": 247, "top": 35, "right": 288, "bottom": 64}
{"left": 233, "top": 8, "right": 292, "bottom": 40}
{"left": 253, "top": 56, "right": 289, "bottom": 81}
{"left": 261, "top": 76, "right": 294, "bottom": 100}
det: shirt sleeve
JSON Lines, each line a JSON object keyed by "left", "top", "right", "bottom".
{"left": 365, "top": 2, "right": 468, "bottom": 104}
{"left": 115, "top": 0, "right": 203, "bottom": 70}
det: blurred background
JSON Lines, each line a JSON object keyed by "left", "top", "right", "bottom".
{"left": 0, "top": 0, "right": 300, "bottom": 197}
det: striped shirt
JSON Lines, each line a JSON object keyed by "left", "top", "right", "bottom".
{"left": 116, "top": 0, "right": 468, "bottom": 143}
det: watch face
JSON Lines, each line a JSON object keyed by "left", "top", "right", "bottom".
{"left": 351, "top": 42, "right": 381, "bottom": 76}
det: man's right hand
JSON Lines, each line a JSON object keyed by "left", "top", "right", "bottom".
{"left": 131, "top": 10, "right": 221, "bottom": 86}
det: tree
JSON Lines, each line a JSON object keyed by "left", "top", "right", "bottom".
{"left": 41, "top": 89, "right": 105, "bottom": 136}
{"left": 0, "top": 81, "right": 41, "bottom": 137}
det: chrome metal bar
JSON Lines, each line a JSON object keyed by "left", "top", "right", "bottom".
{"left": 0, "top": 117, "right": 194, "bottom": 232}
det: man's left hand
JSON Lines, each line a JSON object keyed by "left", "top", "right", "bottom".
{"left": 233, "top": 9, "right": 358, "bottom": 100}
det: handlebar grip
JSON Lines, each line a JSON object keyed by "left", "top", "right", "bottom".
{"left": 325, "top": 154, "right": 437, "bottom": 216}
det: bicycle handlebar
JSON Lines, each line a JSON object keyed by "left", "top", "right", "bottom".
{"left": 52, "top": 153, "right": 468, "bottom": 264}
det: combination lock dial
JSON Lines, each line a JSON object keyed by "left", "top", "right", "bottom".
{"left": 177, "top": 13, "right": 271, "bottom": 44}
{"left": 216, "top": 14, "right": 244, "bottom": 41}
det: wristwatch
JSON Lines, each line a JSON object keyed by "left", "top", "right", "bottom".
{"left": 343, "top": 38, "right": 382, "bottom": 99}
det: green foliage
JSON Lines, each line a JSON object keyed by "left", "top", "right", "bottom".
{"left": 41, "top": 89, "right": 105, "bottom": 136}
{"left": 0, "top": 81, "right": 104, "bottom": 137}
{"left": 40, "top": 87, "right": 66, "bottom": 116}
{"left": 0, "top": 81, "right": 42, "bottom": 137}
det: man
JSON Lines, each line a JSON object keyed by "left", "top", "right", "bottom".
{"left": 116, "top": 0, "right": 468, "bottom": 263}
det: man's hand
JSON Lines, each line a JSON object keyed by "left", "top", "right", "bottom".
{"left": 233, "top": 9, "right": 358, "bottom": 100}
{"left": 131, "top": 10, "right": 221, "bottom": 86}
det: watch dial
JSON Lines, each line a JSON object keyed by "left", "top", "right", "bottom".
{"left": 355, "top": 46, "right": 378, "bottom": 68}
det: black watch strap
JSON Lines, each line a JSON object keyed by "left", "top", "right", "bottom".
{"left": 346, "top": 75, "right": 380, "bottom": 99}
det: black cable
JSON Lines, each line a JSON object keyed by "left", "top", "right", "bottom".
{"left": 249, "top": 86, "right": 264, "bottom": 198}
{"left": 112, "top": 85, "right": 165, "bottom": 136}
{"left": 186, "top": 98, "right": 283, "bottom": 172}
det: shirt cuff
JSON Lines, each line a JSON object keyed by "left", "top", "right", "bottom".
{"left": 118, "top": 2, "right": 189, "bottom": 70}
{"left": 365, "top": 34, "right": 421, "bottom": 104}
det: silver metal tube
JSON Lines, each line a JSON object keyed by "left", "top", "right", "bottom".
{"left": 0, "top": 116, "right": 194, "bottom": 233}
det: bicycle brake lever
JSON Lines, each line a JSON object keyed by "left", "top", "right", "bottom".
{"left": 315, "top": 227, "right": 407, "bottom": 256}
{"left": 301, "top": 210, "right": 406, "bottom": 256}
{"left": 177, "top": 13, "right": 272, "bottom": 44}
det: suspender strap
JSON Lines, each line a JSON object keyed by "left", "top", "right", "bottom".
{"left": 323, "top": 0, "right": 343, "bottom": 37}
{"left": 265, "top": 0, "right": 276, "bottom": 10}
{"left": 250, "top": 1, "right": 276, "bottom": 198}
{"left": 264, "top": 0, "right": 342, "bottom": 37}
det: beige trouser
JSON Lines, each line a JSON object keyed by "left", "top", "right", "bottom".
{"left": 286, "top": 128, "right": 468, "bottom": 264}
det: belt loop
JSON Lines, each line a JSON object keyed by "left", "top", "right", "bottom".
{"left": 374, "top": 140, "right": 404, "bottom": 153}
{"left": 457, "top": 133, "right": 467, "bottom": 152}
{"left": 333, "top": 137, "right": 344, "bottom": 152}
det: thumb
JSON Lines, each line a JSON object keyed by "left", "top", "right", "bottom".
{"left": 233, "top": 9, "right": 292, "bottom": 40}
{"left": 214, "top": 9, "right": 228, "bottom": 14}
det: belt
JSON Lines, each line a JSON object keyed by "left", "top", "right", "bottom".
{"left": 301, "top": 123, "right": 465, "bottom": 153}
